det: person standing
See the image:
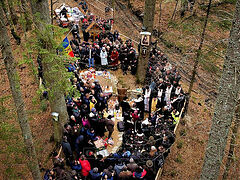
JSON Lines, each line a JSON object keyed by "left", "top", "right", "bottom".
{"left": 121, "top": 96, "right": 131, "bottom": 122}
{"left": 72, "top": 23, "right": 81, "bottom": 42}
{"left": 143, "top": 86, "right": 151, "bottom": 112}
{"left": 61, "top": 136, "right": 73, "bottom": 165}
{"left": 88, "top": 45, "right": 95, "bottom": 68}
{"left": 105, "top": 116, "right": 115, "bottom": 139}
{"left": 79, "top": 155, "right": 91, "bottom": 179}
{"left": 110, "top": 48, "right": 119, "bottom": 66}
{"left": 132, "top": 110, "right": 140, "bottom": 132}
{"left": 100, "top": 47, "right": 108, "bottom": 66}
{"left": 94, "top": 45, "right": 101, "bottom": 65}
{"left": 150, "top": 96, "right": 160, "bottom": 114}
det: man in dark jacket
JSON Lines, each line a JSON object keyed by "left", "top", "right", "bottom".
{"left": 121, "top": 96, "right": 131, "bottom": 122}
{"left": 94, "top": 45, "right": 101, "bottom": 65}
{"left": 127, "top": 158, "right": 138, "bottom": 172}
{"left": 114, "top": 160, "right": 127, "bottom": 177}
{"left": 105, "top": 117, "right": 115, "bottom": 139}
{"left": 62, "top": 136, "right": 73, "bottom": 164}
{"left": 72, "top": 23, "right": 81, "bottom": 42}
{"left": 89, "top": 167, "right": 101, "bottom": 180}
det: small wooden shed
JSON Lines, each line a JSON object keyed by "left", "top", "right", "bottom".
{"left": 85, "top": 21, "right": 102, "bottom": 41}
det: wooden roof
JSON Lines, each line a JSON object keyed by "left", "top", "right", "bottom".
{"left": 85, "top": 21, "right": 102, "bottom": 32}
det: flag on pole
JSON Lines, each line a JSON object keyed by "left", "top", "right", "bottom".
{"left": 62, "top": 37, "right": 74, "bottom": 57}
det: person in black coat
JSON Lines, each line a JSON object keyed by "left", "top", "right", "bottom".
{"left": 83, "top": 30, "right": 90, "bottom": 42}
{"left": 72, "top": 24, "right": 81, "bottom": 42}
{"left": 121, "top": 96, "right": 131, "bottom": 122}
{"left": 94, "top": 45, "right": 101, "bottom": 66}
{"left": 62, "top": 136, "right": 73, "bottom": 164}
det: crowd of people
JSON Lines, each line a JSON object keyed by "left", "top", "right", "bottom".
{"left": 70, "top": 25, "right": 138, "bottom": 75}
{"left": 68, "top": 1, "right": 138, "bottom": 75}
{"left": 144, "top": 48, "right": 185, "bottom": 114}
{"left": 43, "top": 1, "right": 186, "bottom": 180}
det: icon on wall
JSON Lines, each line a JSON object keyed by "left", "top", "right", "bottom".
{"left": 140, "top": 32, "right": 151, "bottom": 46}
{"left": 142, "top": 47, "right": 147, "bottom": 57}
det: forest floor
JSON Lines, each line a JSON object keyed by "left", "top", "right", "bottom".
{"left": 0, "top": 0, "right": 240, "bottom": 179}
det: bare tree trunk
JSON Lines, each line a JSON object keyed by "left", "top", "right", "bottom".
{"left": 222, "top": 100, "right": 240, "bottom": 179}
{"left": 137, "top": 0, "right": 156, "bottom": 84}
{"left": 188, "top": 0, "right": 212, "bottom": 97}
{"left": 29, "top": 0, "right": 68, "bottom": 142}
{"left": 200, "top": 0, "right": 240, "bottom": 179}
{"left": 0, "top": 6, "right": 41, "bottom": 180}
{"left": 143, "top": 0, "right": 157, "bottom": 33}
{"left": 29, "top": 0, "right": 51, "bottom": 28}
{"left": 1, "top": 0, "right": 21, "bottom": 44}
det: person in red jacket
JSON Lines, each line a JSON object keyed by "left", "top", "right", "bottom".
{"left": 79, "top": 155, "right": 91, "bottom": 178}
{"left": 110, "top": 48, "right": 119, "bottom": 66}
{"left": 132, "top": 110, "right": 140, "bottom": 132}
{"left": 133, "top": 167, "right": 147, "bottom": 179}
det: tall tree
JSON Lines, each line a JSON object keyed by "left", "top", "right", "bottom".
{"left": 20, "top": 0, "right": 32, "bottom": 31}
{"left": 29, "top": 0, "right": 68, "bottom": 142}
{"left": 137, "top": 0, "right": 156, "bottom": 84}
{"left": 188, "top": 0, "right": 212, "bottom": 97}
{"left": 1, "top": 0, "right": 21, "bottom": 44}
{"left": 7, "top": 0, "right": 18, "bottom": 24}
{"left": 200, "top": 0, "right": 240, "bottom": 179}
{"left": 29, "top": 0, "right": 50, "bottom": 28}
{"left": 0, "top": 5, "right": 41, "bottom": 180}
{"left": 222, "top": 99, "right": 240, "bottom": 179}
{"left": 143, "top": 0, "right": 156, "bottom": 33}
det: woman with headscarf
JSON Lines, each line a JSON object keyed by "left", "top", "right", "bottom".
{"left": 100, "top": 47, "right": 108, "bottom": 66}
{"left": 110, "top": 48, "right": 119, "bottom": 66}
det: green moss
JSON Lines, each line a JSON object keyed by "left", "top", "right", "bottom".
{"left": 175, "top": 154, "right": 184, "bottom": 163}
{"left": 0, "top": 122, "right": 19, "bottom": 141}
{"left": 168, "top": 21, "right": 178, "bottom": 29}
{"left": 221, "top": 0, "right": 236, "bottom": 4}
{"left": 199, "top": 51, "right": 221, "bottom": 74}
{"left": 5, "top": 167, "right": 18, "bottom": 179}
{"left": 177, "top": 140, "right": 184, "bottom": 149}
{"left": 216, "top": 20, "right": 232, "bottom": 30}
{"left": 40, "top": 99, "right": 48, "bottom": 112}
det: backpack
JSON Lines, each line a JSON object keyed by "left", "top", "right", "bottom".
{"left": 117, "top": 121, "right": 125, "bottom": 132}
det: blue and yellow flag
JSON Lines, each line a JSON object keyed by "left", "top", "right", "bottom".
{"left": 62, "top": 37, "right": 74, "bottom": 57}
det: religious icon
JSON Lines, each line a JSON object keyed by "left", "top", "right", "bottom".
{"left": 140, "top": 32, "right": 151, "bottom": 46}
{"left": 142, "top": 47, "right": 147, "bottom": 57}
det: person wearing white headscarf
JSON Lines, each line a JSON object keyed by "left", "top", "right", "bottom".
{"left": 100, "top": 47, "right": 108, "bottom": 66}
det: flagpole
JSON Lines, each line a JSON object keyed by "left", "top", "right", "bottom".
{"left": 62, "top": 25, "right": 74, "bottom": 41}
